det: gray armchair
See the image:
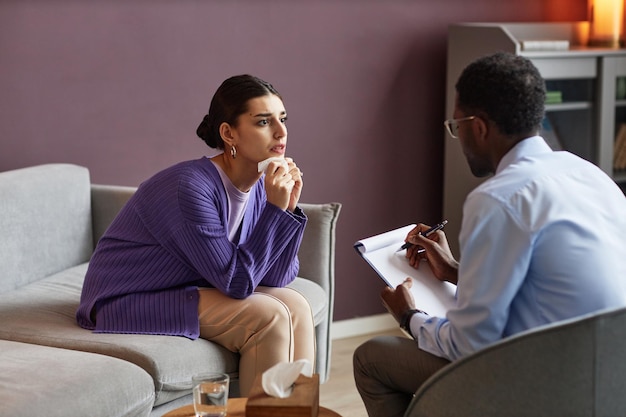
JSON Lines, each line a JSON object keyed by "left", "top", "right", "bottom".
{"left": 405, "top": 306, "right": 626, "bottom": 417}
{"left": 92, "top": 184, "right": 342, "bottom": 384}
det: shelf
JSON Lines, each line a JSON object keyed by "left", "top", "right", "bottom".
{"left": 546, "top": 102, "right": 593, "bottom": 111}
{"left": 617, "top": 100, "right": 626, "bottom": 108}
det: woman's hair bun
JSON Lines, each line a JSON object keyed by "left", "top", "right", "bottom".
{"left": 196, "top": 114, "right": 218, "bottom": 148}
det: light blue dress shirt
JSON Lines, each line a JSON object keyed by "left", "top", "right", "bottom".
{"left": 411, "top": 136, "right": 626, "bottom": 361}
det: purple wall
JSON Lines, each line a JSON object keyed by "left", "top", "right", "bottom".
{"left": 0, "top": 1, "right": 586, "bottom": 321}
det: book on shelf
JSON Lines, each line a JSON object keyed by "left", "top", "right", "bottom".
{"left": 354, "top": 224, "right": 457, "bottom": 317}
{"left": 545, "top": 90, "right": 563, "bottom": 104}
{"left": 614, "top": 123, "right": 626, "bottom": 171}
{"left": 520, "top": 40, "right": 570, "bottom": 51}
{"left": 617, "top": 77, "right": 626, "bottom": 101}
{"left": 540, "top": 115, "right": 564, "bottom": 151}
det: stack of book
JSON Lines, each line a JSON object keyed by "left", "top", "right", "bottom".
{"left": 545, "top": 91, "right": 563, "bottom": 104}
{"left": 520, "top": 40, "right": 570, "bottom": 51}
{"left": 613, "top": 124, "right": 626, "bottom": 171}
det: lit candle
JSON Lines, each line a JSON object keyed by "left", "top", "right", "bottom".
{"left": 588, "top": 0, "right": 624, "bottom": 47}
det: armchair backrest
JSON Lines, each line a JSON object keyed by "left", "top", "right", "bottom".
{"left": 406, "top": 306, "right": 626, "bottom": 417}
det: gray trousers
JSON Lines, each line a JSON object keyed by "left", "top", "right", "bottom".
{"left": 353, "top": 335, "right": 451, "bottom": 417}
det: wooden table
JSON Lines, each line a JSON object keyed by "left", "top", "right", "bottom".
{"left": 163, "top": 398, "right": 342, "bottom": 417}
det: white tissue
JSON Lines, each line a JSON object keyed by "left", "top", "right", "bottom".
{"left": 258, "top": 157, "right": 289, "bottom": 173}
{"left": 261, "top": 359, "right": 313, "bottom": 398}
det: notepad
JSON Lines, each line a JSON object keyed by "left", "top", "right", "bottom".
{"left": 354, "top": 225, "right": 457, "bottom": 317}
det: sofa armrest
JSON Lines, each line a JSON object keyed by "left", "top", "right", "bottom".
{"left": 297, "top": 202, "right": 342, "bottom": 382}
{"left": 90, "top": 184, "right": 137, "bottom": 247}
{"left": 297, "top": 202, "right": 342, "bottom": 299}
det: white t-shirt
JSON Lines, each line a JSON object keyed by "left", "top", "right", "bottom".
{"left": 212, "top": 161, "right": 251, "bottom": 242}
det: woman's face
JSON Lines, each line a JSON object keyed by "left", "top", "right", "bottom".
{"left": 230, "top": 94, "right": 288, "bottom": 163}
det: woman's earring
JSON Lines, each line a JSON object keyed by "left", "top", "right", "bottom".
{"left": 230, "top": 146, "right": 237, "bottom": 159}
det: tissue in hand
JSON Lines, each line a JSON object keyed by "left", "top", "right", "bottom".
{"left": 261, "top": 359, "right": 313, "bottom": 399}
{"left": 257, "top": 157, "right": 289, "bottom": 174}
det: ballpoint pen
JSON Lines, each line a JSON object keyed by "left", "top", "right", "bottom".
{"left": 397, "top": 220, "right": 448, "bottom": 252}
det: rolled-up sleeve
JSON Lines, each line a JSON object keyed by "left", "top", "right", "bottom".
{"left": 411, "top": 194, "right": 531, "bottom": 360}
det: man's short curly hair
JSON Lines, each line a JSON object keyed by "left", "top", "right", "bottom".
{"left": 456, "top": 52, "right": 546, "bottom": 137}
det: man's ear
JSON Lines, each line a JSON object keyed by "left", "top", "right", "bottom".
{"left": 219, "top": 122, "right": 236, "bottom": 147}
{"left": 474, "top": 116, "right": 489, "bottom": 142}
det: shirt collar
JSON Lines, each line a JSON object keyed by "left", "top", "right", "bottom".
{"left": 496, "top": 136, "right": 553, "bottom": 175}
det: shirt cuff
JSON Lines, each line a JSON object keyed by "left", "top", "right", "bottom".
{"left": 408, "top": 310, "right": 430, "bottom": 339}
{"left": 290, "top": 206, "right": 306, "bottom": 219}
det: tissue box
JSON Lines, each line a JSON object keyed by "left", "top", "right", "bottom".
{"left": 246, "top": 373, "right": 320, "bottom": 417}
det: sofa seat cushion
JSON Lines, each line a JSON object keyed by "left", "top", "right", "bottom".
{"left": 0, "top": 263, "right": 328, "bottom": 406}
{"left": 0, "top": 340, "right": 154, "bottom": 417}
{"left": 0, "top": 264, "right": 238, "bottom": 406}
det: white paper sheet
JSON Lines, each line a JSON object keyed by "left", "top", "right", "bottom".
{"left": 355, "top": 224, "right": 456, "bottom": 317}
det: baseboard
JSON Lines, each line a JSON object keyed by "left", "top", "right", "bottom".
{"left": 330, "top": 313, "right": 397, "bottom": 340}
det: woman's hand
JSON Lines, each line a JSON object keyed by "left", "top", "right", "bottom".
{"left": 405, "top": 223, "right": 459, "bottom": 285}
{"left": 285, "top": 159, "right": 303, "bottom": 212}
{"left": 264, "top": 158, "right": 302, "bottom": 212}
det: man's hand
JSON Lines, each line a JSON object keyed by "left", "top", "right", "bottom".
{"left": 405, "top": 223, "right": 459, "bottom": 285}
{"left": 381, "top": 277, "right": 416, "bottom": 325}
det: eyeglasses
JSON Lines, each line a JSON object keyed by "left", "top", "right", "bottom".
{"left": 443, "top": 116, "right": 476, "bottom": 139}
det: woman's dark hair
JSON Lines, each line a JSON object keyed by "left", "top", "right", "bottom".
{"left": 456, "top": 52, "right": 546, "bottom": 137}
{"left": 196, "top": 75, "right": 282, "bottom": 149}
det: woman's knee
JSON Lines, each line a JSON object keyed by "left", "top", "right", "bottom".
{"left": 245, "top": 292, "right": 292, "bottom": 327}
{"left": 259, "top": 287, "right": 312, "bottom": 318}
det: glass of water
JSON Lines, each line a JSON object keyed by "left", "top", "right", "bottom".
{"left": 192, "top": 372, "right": 229, "bottom": 417}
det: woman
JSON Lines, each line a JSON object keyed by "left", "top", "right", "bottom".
{"left": 76, "top": 74, "right": 315, "bottom": 396}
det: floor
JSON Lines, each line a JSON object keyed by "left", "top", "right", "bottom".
{"left": 319, "top": 328, "right": 406, "bottom": 417}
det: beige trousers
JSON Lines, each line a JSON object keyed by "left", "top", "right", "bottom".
{"left": 197, "top": 286, "right": 316, "bottom": 396}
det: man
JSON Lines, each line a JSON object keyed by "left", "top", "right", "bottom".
{"left": 353, "top": 52, "right": 626, "bottom": 417}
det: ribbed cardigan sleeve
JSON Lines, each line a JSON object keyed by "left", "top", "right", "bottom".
{"left": 76, "top": 158, "right": 306, "bottom": 339}
{"left": 169, "top": 169, "right": 306, "bottom": 298}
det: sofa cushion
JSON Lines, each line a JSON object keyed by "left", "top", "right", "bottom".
{"left": 0, "top": 263, "right": 328, "bottom": 406}
{"left": 0, "top": 164, "right": 93, "bottom": 293}
{"left": 0, "top": 263, "right": 238, "bottom": 406}
{"left": 0, "top": 340, "right": 154, "bottom": 417}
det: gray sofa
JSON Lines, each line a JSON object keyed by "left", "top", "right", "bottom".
{"left": 0, "top": 163, "right": 341, "bottom": 417}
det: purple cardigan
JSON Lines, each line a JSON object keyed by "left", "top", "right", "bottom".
{"left": 76, "top": 157, "right": 306, "bottom": 339}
